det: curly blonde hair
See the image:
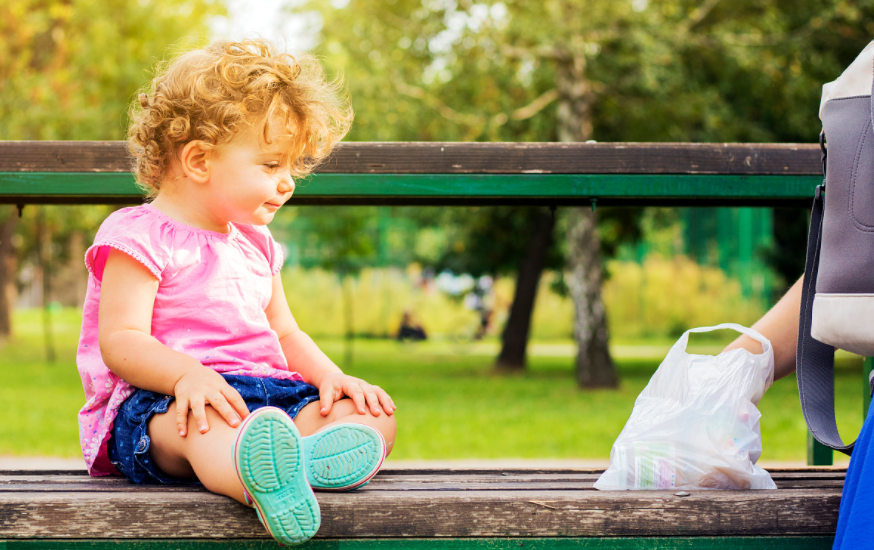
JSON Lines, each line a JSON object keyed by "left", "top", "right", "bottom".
{"left": 128, "top": 39, "right": 352, "bottom": 195}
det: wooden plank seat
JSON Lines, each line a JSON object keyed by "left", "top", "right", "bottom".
{"left": 0, "top": 468, "right": 843, "bottom": 548}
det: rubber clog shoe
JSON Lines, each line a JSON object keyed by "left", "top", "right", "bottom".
{"left": 302, "top": 423, "right": 386, "bottom": 492}
{"left": 234, "top": 406, "right": 321, "bottom": 545}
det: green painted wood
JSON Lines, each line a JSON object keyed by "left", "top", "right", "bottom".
{"left": 808, "top": 431, "right": 834, "bottom": 466}
{"left": 0, "top": 538, "right": 836, "bottom": 550}
{"left": 0, "top": 173, "right": 821, "bottom": 205}
{"left": 0, "top": 172, "right": 141, "bottom": 199}
{"left": 286, "top": 174, "right": 820, "bottom": 200}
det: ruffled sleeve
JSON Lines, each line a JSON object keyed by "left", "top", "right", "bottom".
{"left": 236, "top": 224, "right": 285, "bottom": 275}
{"left": 85, "top": 206, "right": 171, "bottom": 282}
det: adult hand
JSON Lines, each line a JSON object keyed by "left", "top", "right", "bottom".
{"left": 174, "top": 367, "right": 249, "bottom": 436}
{"left": 317, "top": 372, "right": 396, "bottom": 417}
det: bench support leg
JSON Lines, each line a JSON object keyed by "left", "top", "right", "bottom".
{"left": 807, "top": 432, "right": 833, "bottom": 466}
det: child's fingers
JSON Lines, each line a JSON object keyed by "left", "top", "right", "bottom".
{"left": 223, "top": 386, "right": 250, "bottom": 419}
{"left": 189, "top": 395, "right": 210, "bottom": 434}
{"left": 207, "top": 391, "right": 242, "bottom": 428}
{"left": 175, "top": 395, "right": 190, "bottom": 436}
{"left": 364, "top": 390, "right": 382, "bottom": 416}
{"left": 375, "top": 387, "right": 396, "bottom": 415}
{"left": 348, "top": 386, "right": 367, "bottom": 414}
{"left": 318, "top": 385, "right": 335, "bottom": 416}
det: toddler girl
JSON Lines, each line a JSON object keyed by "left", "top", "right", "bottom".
{"left": 76, "top": 39, "right": 397, "bottom": 546}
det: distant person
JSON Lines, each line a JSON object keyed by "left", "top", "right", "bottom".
{"left": 397, "top": 310, "right": 427, "bottom": 341}
{"left": 474, "top": 308, "right": 492, "bottom": 341}
{"left": 464, "top": 275, "right": 494, "bottom": 340}
{"left": 75, "top": 39, "right": 396, "bottom": 546}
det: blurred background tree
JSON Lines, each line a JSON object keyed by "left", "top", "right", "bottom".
{"left": 4, "top": 0, "right": 874, "bottom": 377}
{"left": 4, "top": 0, "right": 874, "bottom": 462}
{"left": 300, "top": 0, "right": 874, "bottom": 386}
{"left": 0, "top": 0, "right": 224, "bottom": 346}
{"left": 291, "top": 207, "right": 376, "bottom": 368}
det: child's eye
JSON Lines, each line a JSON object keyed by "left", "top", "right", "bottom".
{"left": 264, "top": 163, "right": 280, "bottom": 170}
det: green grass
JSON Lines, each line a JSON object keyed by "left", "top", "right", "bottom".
{"left": 0, "top": 308, "right": 865, "bottom": 462}
{"left": 0, "top": 308, "right": 86, "bottom": 457}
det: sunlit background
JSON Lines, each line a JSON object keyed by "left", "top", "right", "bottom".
{"left": 2, "top": 0, "right": 873, "bottom": 466}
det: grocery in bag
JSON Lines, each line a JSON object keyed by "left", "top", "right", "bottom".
{"left": 595, "top": 323, "right": 776, "bottom": 490}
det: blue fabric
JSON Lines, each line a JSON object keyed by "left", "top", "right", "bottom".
{"left": 833, "top": 403, "right": 874, "bottom": 549}
{"left": 108, "top": 374, "right": 320, "bottom": 484}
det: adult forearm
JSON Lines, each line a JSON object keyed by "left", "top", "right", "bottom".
{"left": 100, "top": 330, "right": 205, "bottom": 394}
{"left": 723, "top": 276, "right": 802, "bottom": 380}
{"left": 280, "top": 330, "right": 342, "bottom": 386}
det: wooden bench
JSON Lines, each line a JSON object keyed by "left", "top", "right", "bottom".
{"left": 0, "top": 141, "right": 848, "bottom": 549}
{"left": 1, "top": 467, "right": 844, "bottom": 548}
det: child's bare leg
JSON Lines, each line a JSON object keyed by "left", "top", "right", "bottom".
{"left": 294, "top": 399, "right": 398, "bottom": 456}
{"left": 146, "top": 406, "right": 248, "bottom": 504}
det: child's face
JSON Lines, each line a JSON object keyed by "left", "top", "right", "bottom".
{"left": 206, "top": 126, "right": 295, "bottom": 226}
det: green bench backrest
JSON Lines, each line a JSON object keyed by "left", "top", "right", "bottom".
{"left": 0, "top": 141, "right": 820, "bottom": 206}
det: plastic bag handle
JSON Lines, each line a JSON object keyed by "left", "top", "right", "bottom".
{"left": 679, "top": 323, "right": 771, "bottom": 355}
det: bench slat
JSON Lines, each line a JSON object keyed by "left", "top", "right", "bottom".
{"left": 0, "top": 476, "right": 845, "bottom": 492}
{"left": 0, "top": 173, "right": 820, "bottom": 206}
{"left": 0, "top": 487, "right": 841, "bottom": 538}
{"left": 0, "top": 141, "right": 821, "bottom": 175}
{"left": 0, "top": 470, "right": 843, "bottom": 539}
{"left": 0, "top": 537, "right": 840, "bottom": 549}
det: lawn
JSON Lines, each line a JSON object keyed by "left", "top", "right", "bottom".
{"left": 0, "top": 308, "right": 864, "bottom": 463}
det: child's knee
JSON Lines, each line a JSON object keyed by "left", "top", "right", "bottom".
{"left": 332, "top": 399, "right": 398, "bottom": 451}
{"left": 331, "top": 398, "right": 396, "bottom": 426}
{"left": 374, "top": 414, "right": 397, "bottom": 455}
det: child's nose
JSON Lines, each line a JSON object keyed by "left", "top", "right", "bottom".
{"left": 278, "top": 175, "right": 295, "bottom": 194}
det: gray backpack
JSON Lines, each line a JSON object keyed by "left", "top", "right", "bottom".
{"left": 798, "top": 41, "right": 874, "bottom": 454}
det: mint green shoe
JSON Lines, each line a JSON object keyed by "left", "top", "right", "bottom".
{"left": 302, "top": 423, "right": 386, "bottom": 492}
{"left": 234, "top": 406, "right": 320, "bottom": 546}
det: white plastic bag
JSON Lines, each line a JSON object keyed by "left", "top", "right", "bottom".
{"left": 594, "top": 323, "right": 776, "bottom": 491}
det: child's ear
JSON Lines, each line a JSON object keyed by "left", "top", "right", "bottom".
{"left": 178, "top": 140, "right": 212, "bottom": 184}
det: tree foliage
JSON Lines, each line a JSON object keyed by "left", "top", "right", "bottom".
{"left": 1, "top": 0, "right": 225, "bottom": 141}
{"left": 295, "top": 0, "right": 874, "bottom": 378}
{"left": 304, "top": 0, "right": 874, "bottom": 145}
{"left": 0, "top": 0, "right": 226, "bottom": 338}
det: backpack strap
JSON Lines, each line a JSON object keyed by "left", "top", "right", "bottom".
{"left": 796, "top": 183, "right": 855, "bottom": 454}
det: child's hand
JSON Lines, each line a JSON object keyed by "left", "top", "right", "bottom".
{"left": 317, "top": 372, "right": 396, "bottom": 417}
{"left": 174, "top": 367, "right": 250, "bottom": 436}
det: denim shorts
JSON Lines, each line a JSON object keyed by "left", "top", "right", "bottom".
{"left": 108, "top": 374, "right": 320, "bottom": 484}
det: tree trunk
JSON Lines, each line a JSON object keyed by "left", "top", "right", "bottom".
{"left": 567, "top": 207, "right": 617, "bottom": 387}
{"left": 496, "top": 208, "right": 555, "bottom": 370}
{"left": 556, "top": 51, "right": 618, "bottom": 388}
{"left": 69, "top": 231, "right": 86, "bottom": 308}
{"left": 36, "top": 208, "right": 56, "bottom": 362}
{"left": 342, "top": 272, "right": 354, "bottom": 368}
{"left": 0, "top": 207, "right": 18, "bottom": 338}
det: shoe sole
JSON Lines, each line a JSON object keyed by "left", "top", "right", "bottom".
{"left": 303, "top": 423, "right": 386, "bottom": 492}
{"left": 234, "top": 406, "right": 320, "bottom": 545}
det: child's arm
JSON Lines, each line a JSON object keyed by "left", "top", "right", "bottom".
{"left": 98, "top": 249, "right": 249, "bottom": 436}
{"left": 722, "top": 275, "right": 802, "bottom": 381}
{"left": 264, "top": 274, "right": 397, "bottom": 418}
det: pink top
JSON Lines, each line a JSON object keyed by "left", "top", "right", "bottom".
{"left": 77, "top": 204, "right": 303, "bottom": 476}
